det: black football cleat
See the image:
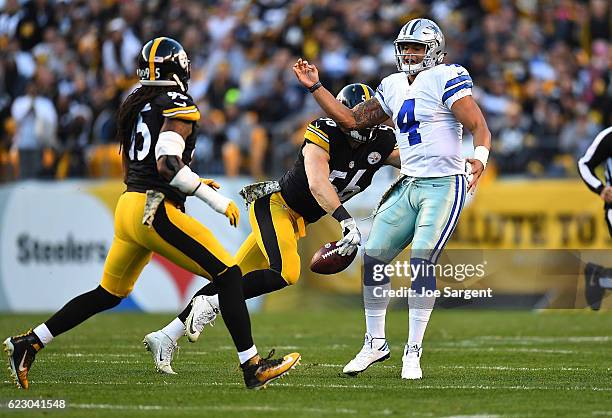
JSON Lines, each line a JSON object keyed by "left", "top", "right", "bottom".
{"left": 584, "top": 263, "right": 604, "bottom": 310}
{"left": 3, "top": 330, "right": 43, "bottom": 389}
{"left": 240, "top": 349, "right": 301, "bottom": 390}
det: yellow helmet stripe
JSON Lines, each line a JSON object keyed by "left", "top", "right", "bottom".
{"left": 149, "top": 37, "right": 165, "bottom": 80}
{"left": 360, "top": 83, "right": 371, "bottom": 100}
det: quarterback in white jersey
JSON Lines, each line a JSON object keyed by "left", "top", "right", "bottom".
{"left": 294, "top": 18, "right": 491, "bottom": 380}
{"left": 376, "top": 63, "right": 471, "bottom": 177}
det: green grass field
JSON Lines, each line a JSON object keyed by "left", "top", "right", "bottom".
{"left": 0, "top": 309, "right": 610, "bottom": 417}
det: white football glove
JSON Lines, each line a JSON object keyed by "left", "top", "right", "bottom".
{"left": 465, "top": 161, "right": 474, "bottom": 184}
{"left": 337, "top": 218, "right": 361, "bottom": 256}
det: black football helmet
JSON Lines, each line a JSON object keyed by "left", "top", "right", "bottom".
{"left": 137, "top": 37, "right": 190, "bottom": 92}
{"left": 336, "top": 83, "right": 377, "bottom": 143}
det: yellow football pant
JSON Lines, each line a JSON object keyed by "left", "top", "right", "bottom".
{"left": 100, "top": 192, "right": 234, "bottom": 297}
{"left": 235, "top": 192, "right": 305, "bottom": 285}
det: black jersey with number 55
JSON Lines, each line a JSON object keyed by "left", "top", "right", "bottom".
{"left": 279, "top": 117, "right": 396, "bottom": 223}
{"left": 125, "top": 90, "right": 200, "bottom": 204}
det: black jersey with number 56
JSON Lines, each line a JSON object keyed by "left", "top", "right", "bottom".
{"left": 125, "top": 90, "right": 200, "bottom": 204}
{"left": 278, "top": 117, "right": 396, "bottom": 223}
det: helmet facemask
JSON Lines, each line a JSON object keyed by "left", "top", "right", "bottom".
{"left": 172, "top": 50, "right": 190, "bottom": 92}
{"left": 394, "top": 41, "right": 436, "bottom": 75}
{"left": 394, "top": 19, "right": 446, "bottom": 75}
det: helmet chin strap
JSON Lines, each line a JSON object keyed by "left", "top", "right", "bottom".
{"left": 396, "top": 49, "right": 427, "bottom": 75}
{"left": 402, "top": 61, "right": 424, "bottom": 75}
{"left": 402, "top": 50, "right": 428, "bottom": 74}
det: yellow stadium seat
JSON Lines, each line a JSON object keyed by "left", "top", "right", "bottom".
{"left": 88, "top": 143, "right": 124, "bottom": 178}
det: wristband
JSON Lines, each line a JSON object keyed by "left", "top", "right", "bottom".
{"left": 332, "top": 205, "right": 351, "bottom": 222}
{"left": 308, "top": 81, "right": 322, "bottom": 93}
{"left": 473, "top": 145, "right": 489, "bottom": 168}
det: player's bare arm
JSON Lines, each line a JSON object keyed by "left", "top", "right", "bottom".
{"left": 303, "top": 142, "right": 361, "bottom": 257}
{"left": 384, "top": 148, "right": 401, "bottom": 169}
{"left": 303, "top": 143, "right": 342, "bottom": 214}
{"left": 352, "top": 98, "right": 389, "bottom": 130}
{"left": 451, "top": 95, "right": 491, "bottom": 193}
{"left": 601, "top": 186, "right": 612, "bottom": 203}
{"left": 293, "top": 58, "right": 387, "bottom": 130}
{"left": 156, "top": 118, "right": 192, "bottom": 181}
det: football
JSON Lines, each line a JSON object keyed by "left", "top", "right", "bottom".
{"left": 309, "top": 241, "right": 357, "bottom": 274}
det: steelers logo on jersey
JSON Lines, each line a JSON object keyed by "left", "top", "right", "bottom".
{"left": 368, "top": 152, "right": 382, "bottom": 165}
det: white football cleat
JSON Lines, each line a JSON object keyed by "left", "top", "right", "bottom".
{"left": 343, "top": 333, "right": 390, "bottom": 376}
{"left": 401, "top": 343, "right": 423, "bottom": 379}
{"left": 185, "top": 295, "right": 219, "bottom": 343}
{"left": 143, "top": 331, "right": 179, "bottom": 375}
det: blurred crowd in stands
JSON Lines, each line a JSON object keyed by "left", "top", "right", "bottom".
{"left": 0, "top": 0, "right": 610, "bottom": 181}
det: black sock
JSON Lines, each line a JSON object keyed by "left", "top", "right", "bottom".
{"left": 177, "top": 282, "right": 220, "bottom": 322}
{"left": 45, "top": 286, "right": 122, "bottom": 337}
{"left": 177, "top": 269, "right": 287, "bottom": 322}
{"left": 215, "top": 266, "right": 254, "bottom": 352}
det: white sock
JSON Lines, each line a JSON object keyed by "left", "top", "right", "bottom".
{"left": 365, "top": 309, "right": 386, "bottom": 339}
{"left": 209, "top": 294, "right": 220, "bottom": 310}
{"left": 238, "top": 345, "right": 258, "bottom": 364}
{"left": 408, "top": 308, "right": 433, "bottom": 346}
{"left": 33, "top": 323, "right": 53, "bottom": 346}
{"left": 161, "top": 318, "right": 186, "bottom": 343}
{"left": 599, "top": 277, "right": 612, "bottom": 289}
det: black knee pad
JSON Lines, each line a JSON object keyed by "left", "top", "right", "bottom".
{"left": 215, "top": 265, "right": 242, "bottom": 289}
{"left": 262, "top": 269, "right": 288, "bottom": 291}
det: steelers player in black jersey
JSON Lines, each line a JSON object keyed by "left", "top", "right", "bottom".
{"left": 146, "top": 83, "right": 400, "bottom": 371}
{"left": 3, "top": 37, "right": 300, "bottom": 390}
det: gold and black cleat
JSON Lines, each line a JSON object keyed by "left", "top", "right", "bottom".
{"left": 3, "top": 330, "right": 43, "bottom": 389}
{"left": 241, "top": 349, "right": 301, "bottom": 390}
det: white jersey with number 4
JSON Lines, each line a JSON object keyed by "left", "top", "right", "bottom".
{"left": 375, "top": 64, "right": 473, "bottom": 177}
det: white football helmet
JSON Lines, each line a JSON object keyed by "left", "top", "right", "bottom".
{"left": 394, "top": 18, "right": 446, "bottom": 75}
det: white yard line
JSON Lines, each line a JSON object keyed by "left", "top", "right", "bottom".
{"left": 38, "top": 359, "right": 208, "bottom": 365}
{"left": 475, "top": 336, "right": 611, "bottom": 343}
{"left": 70, "top": 403, "right": 357, "bottom": 414}
{"left": 313, "top": 364, "right": 591, "bottom": 372}
{"left": 429, "top": 347, "right": 580, "bottom": 354}
{"left": 47, "top": 353, "right": 141, "bottom": 358}
{"left": 437, "top": 365, "right": 588, "bottom": 372}
{"left": 38, "top": 359, "right": 146, "bottom": 364}
{"left": 8, "top": 380, "right": 611, "bottom": 392}
{"left": 441, "top": 415, "right": 501, "bottom": 418}
{"left": 45, "top": 345, "right": 589, "bottom": 358}
{"left": 36, "top": 355, "right": 607, "bottom": 371}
